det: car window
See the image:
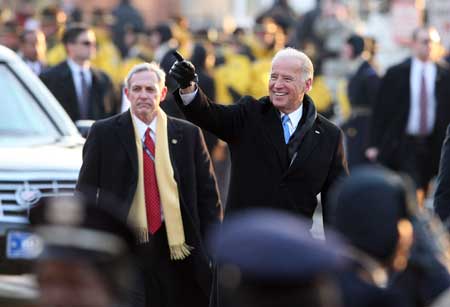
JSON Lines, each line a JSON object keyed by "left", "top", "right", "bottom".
{"left": 0, "top": 64, "right": 59, "bottom": 139}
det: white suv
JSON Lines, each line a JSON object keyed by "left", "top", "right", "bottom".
{"left": 0, "top": 45, "right": 83, "bottom": 273}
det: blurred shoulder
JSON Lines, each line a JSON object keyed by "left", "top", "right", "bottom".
{"left": 39, "top": 61, "right": 69, "bottom": 78}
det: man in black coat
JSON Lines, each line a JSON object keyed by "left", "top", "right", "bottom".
{"left": 40, "top": 23, "right": 116, "bottom": 122}
{"left": 76, "top": 62, "right": 222, "bottom": 307}
{"left": 366, "top": 26, "right": 450, "bottom": 207}
{"left": 170, "top": 47, "right": 348, "bottom": 228}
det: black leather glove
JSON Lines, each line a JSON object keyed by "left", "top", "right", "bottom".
{"left": 169, "top": 51, "right": 198, "bottom": 89}
{"left": 227, "top": 86, "right": 241, "bottom": 101}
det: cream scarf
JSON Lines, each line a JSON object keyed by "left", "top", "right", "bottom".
{"left": 127, "top": 109, "right": 192, "bottom": 260}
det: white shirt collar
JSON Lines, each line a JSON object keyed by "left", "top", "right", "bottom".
{"left": 280, "top": 104, "right": 303, "bottom": 132}
{"left": 131, "top": 112, "right": 157, "bottom": 141}
{"left": 412, "top": 57, "right": 434, "bottom": 72}
{"left": 67, "top": 58, "right": 90, "bottom": 74}
{"left": 67, "top": 58, "right": 92, "bottom": 89}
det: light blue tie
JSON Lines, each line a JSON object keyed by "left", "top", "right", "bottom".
{"left": 282, "top": 115, "right": 291, "bottom": 144}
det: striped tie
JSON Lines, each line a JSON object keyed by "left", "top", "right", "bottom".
{"left": 143, "top": 128, "right": 162, "bottom": 234}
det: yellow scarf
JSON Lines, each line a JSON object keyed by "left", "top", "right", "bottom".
{"left": 128, "top": 109, "right": 192, "bottom": 260}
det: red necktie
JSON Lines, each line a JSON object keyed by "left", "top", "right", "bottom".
{"left": 419, "top": 70, "right": 428, "bottom": 135}
{"left": 143, "top": 128, "right": 162, "bottom": 234}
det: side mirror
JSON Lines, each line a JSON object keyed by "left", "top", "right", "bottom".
{"left": 75, "top": 120, "right": 95, "bottom": 138}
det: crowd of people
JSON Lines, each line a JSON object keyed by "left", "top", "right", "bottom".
{"left": 3, "top": 0, "right": 450, "bottom": 307}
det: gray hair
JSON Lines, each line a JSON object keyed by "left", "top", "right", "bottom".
{"left": 124, "top": 62, "right": 166, "bottom": 89}
{"left": 272, "top": 47, "right": 314, "bottom": 81}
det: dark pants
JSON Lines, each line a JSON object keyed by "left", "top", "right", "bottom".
{"left": 400, "top": 135, "right": 434, "bottom": 190}
{"left": 131, "top": 224, "right": 208, "bottom": 307}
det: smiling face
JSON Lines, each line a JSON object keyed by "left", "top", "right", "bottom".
{"left": 125, "top": 69, "right": 167, "bottom": 124}
{"left": 269, "top": 55, "right": 312, "bottom": 114}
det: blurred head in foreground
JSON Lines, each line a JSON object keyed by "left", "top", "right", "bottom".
{"left": 208, "top": 208, "right": 348, "bottom": 307}
{"left": 30, "top": 196, "right": 138, "bottom": 307}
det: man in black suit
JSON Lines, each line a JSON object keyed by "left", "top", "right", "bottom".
{"left": 40, "top": 23, "right": 116, "bottom": 122}
{"left": 366, "top": 26, "right": 450, "bottom": 207}
{"left": 76, "top": 62, "right": 222, "bottom": 307}
{"left": 170, "top": 47, "right": 348, "bottom": 228}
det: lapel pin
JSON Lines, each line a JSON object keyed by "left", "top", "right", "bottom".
{"left": 315, "top": 130, "right": 320, "bottom": 134}
{"left": 171, "top": 139, "right": 178, "bottom": 144}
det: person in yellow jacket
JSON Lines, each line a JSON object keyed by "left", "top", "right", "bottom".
{"left": 246, "top": 17, "right": 286, "bottom": 98}
{"left": 213, "top": 51, "right": 252, "bottom": 104}
{"left": 90, "top": 9, "right": 122, "bottom": 86}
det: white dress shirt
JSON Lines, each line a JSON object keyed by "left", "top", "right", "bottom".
{"left": 132, "top": 113, "right": 157, "bottom": 143}
{"left": 132, "top": 113, "right": 164, "bottom": 220}
{"left": 25, "top": 60, "right": 44, "bottom": 75}
{"left": 67, "top": 59, "right": 93, "bottom": 103}
{"left": 406, "top": 57, "right": 437, "bottom": 135}
{"left": 280, "top": 105, "right": 303, "bottom": 136}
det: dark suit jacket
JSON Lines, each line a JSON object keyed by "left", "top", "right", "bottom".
{"left": 434, "top": 124, "right": 450, "bottom": 222}
{"left": 75, "top": 110, "right": 222, "bottom": 297}
{"left": 40, "top": 60, "right": 117, "bottom": 121}
{"left": 174, "top": 89, "right": 348, "bottom": 226}
{"left": 369, "top": 58, "right": 450, "bottom": 172}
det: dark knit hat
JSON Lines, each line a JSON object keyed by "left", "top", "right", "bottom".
{"left": 346, "top": 34, "right": 365, "bottom": 58}
{"left": 208, "top": 208, "right": 348, "bottom": 283}
{"left": 330, "top": 165, "right": 408, "bottom": 261}
{"left": 151, "top": 23, "right": 172, "bottom": 44}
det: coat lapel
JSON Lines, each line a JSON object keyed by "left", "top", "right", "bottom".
{"left": 435, "top": 62, "right": 447, "bottom": 103}
{"left": 288, "top": 122, "right": 322, "bottom": 172}
{"left": 166, "top": 116, "right": 190, "bottom": 214}
{"left": 88, "top": 69, "right": 98, "bottom": 117}
{"left": 260, "top": 101, "right": 288, "bottom": 169}
{"left": 59, "top": 62, "right": 80, "bottom": 119}
{"left": 166, "top": 117, "right": 184, "bottom": 184}
{"left": 402, "top": 59, "right": 412, "bottom": 115}
{"left": 115, "top": 110, "right": 138, "bottom": 175}
{"left": 283, "top": 95, "right": 320, "bottom": 171}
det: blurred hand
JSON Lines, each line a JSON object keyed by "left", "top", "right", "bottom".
{"left": 365, "top": 147, "right": 379, "bottom": 162}
{"left": 169, "top": 51, "right": 198, "bottom": 90}
{"left": 212, "top": 140, "right": 228, "bottom": 162}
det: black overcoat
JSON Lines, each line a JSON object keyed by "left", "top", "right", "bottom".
{"left": 175, "top": 89, "right": 348, "bottom": 226}
{"left": 76, "top": 110, "right": 222, "bottom": 298}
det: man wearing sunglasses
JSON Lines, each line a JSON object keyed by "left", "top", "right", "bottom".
{"left": 40, "top": 23, "right": 116, "bottom": 122}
